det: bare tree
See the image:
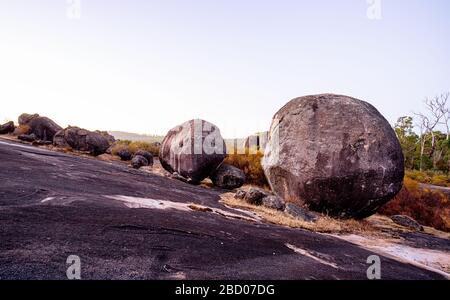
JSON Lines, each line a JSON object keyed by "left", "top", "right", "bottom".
{"left": 414, "top": 113, "right": 429, "bottom": 171}
{"left": 437, "top": 92, "right": 450, "bottom": 140}
{"left": 414, "top": 93, "right": 448, "bottom": 170}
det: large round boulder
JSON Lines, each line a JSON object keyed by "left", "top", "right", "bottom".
{"left": 262, "top": 94, "right": 404, "bottom": 219}
{"left": 53, "top": 126, "right": 112, "bottom": 156}
{"left": 159, "top": 119, "right": 227, "bottom": 184}
{"left": 18, "top": 113, "right": 62, "bottom": 142}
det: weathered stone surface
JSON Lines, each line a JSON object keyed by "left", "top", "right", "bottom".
{"left": 117, "top": 149, "right": 132, "bottom": 161}
{"left": 285, "top": 203, "right": 318, "bottom": 223}
{"left": 234, "top": 190, "right": 247, "bottom": 200}
{"left": 18, "top": 133, "right": 37, "bottom": 142}
{"left": 262, "top": 195, "right": 285, "bottom": 211}
{"left": 0, "top": 121, "right": 15, "bottom": 134}
{"left": 159, "top": 119, "right": 227, "bottom": 183}
{"left": 97, "top": 131, "right": 115, "bottom": 145}
{"left": 134, "top": 150, "right": 153, "bottom": 166}
{"left": 18, "top": 113, "right": 62, "bottom": 142}
{"left": 262, "top": 94, "right": 405, "bottom": 219}
{"left": 131, "top": 155, "right": 149, "bottom": 169}
{"left": 53, "top": 126, "right": 111, "bottom": 156}
{"left": 244, "top": 188, "right": 269, "bottom": 205}
{"left": 391, "top": 215, "right": 424, "bottom": 231}
{"left": 210, "top": 164, "right": 245, "bottom": 189}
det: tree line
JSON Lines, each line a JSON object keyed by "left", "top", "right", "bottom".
{"left": 395, "top": 93, "right": 450, "bottom": 172}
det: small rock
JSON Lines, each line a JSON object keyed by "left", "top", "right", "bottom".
{"left": 170, "top": 172, "right": 194, "bottom": 184}
{"left": 210, "top": 164, "right": 245, "bottom": 189}
{"left": 285, "top": 203, "right": 318, "bottom": 223}
{"left": 391, "top": 215, "right": 424, "bottom": 231}
{"left": 0, "top": 121, "right": 15, "bottom": 134}
{"left": 262, "top": 195, "right": 286, "bottom": 211}
{"left": 134, "top": 150, "right": 153, "bottom": 166}
{"left": 244, "top": 188, "right": 269, "bottom": 205}
{"left": 18, "top": 133, "right": 37, "bottom": 142}
{"left": 117, "top": 149, "right": 132, "bottom": 161}
{"left": 234, "top": 190, "right": 247, "bottom": 200}
{"left": 131, "top": 155, "right": 149, "bottom": 169}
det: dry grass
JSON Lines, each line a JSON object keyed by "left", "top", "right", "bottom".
{"left": 220, "top": 192, "right": 374, "bottom": 234}
{"left": 224, "top": 149, "right": 269, "bottom": 188}
{"left": 110, "top": 140, "right": 160, "bottom": 157}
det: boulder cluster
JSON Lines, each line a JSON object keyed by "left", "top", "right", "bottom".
{"left": 1, "top": 93, "right": 405, "bottom": 220}
{"left": 116, "top": 148, "right": 154, "bottom": 169}
{"left": 1, "top": 113, "right": 116, "bottom": 157}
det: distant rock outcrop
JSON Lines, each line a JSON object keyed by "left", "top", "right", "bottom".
{"left": 18, "top": 113, "right": 62, "bottom": 142}
{"left": 262, "top": 94, "right": 404, "bottom": 219}
{"left": 0, "top": 121, "right": 15, "bottom": 134}
{"left": 209, "top": 164, "right": 245, "bottom": 189}
{"left": 53, "top": 126, "right": 113, "bottom": 156}
{"left": 159, "top": 119, "right": 227, "bottom": 184}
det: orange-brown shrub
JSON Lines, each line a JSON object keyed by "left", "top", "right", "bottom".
{"left": 224, "top": 148, "right": 269, "bottom": 188}
{"left": 379, "top": 177, "right": 450, "bottom": 232}
{"left": 13, "top": 124, "right": 30, "bottom": 136}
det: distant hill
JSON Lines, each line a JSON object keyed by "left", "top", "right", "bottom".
{"left": 108, "top": 131, "right": 164, "bottom": 143}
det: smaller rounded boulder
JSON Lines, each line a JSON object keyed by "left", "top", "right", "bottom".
{"left": 159, "top": 119, "right": 227, "bottom": 183}
{"left": 131, "top": 155, "right": 149, "bottom": 169}
{"left": 210, "top": 164, "right": 245, "bottom": 189}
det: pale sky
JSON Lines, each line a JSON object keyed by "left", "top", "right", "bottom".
{"left": 0, "top": 0, "right": 449, "bottom": 138}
